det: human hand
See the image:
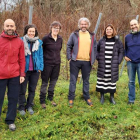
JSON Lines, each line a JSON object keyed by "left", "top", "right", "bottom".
{"left": 68, "top": 59, "right": 71, "bottom": 63}
{"left": 125, "top": 56, "right": 131, "bottom": 62}
{"left": 20, "top": 77, "right": 25, "bottom": 84}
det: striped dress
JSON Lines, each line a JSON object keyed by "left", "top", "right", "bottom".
{"left": 96, "top": 37, "right": 116, "bottom": 93}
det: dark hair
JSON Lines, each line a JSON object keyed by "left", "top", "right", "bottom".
{"left": 24, "top": 24, "right": 38, "bottom": 36}
{"left": 103, "top": 24, "right": 117, "bottom": 37}
{"left": 50, "top": 21, "right": 62, "bottom": 29}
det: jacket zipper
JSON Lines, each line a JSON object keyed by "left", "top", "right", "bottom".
{"left": 90, "top": 35, "right": 94, "bottom": 65}
{"left": 75, "top": 36, "right": 79, "bottom": 61}
{"left": 73, "top": 32, "right": 79, "bottom": 61}
{"left": 54, "top": 41, "right": 56, "bottom": 63}
{"left": 8, "top": 40, "right": 11, "bottom": 77}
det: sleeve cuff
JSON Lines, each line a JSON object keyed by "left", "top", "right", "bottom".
{"left": 20, "top": 72, "right": 25, "bottom": 77}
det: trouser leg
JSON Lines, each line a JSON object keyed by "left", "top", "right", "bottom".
{"left": 127, "top": 61, "right": 136, "bottom": 102}
{"left": 0, "top": 79, "right": 7, "bottom": 117}
{"left": 26, "top": 71, "right": 39, "bottom": 109}
{"left": 5, "top": 76, "right": 20, "bottom": 124}
{"left": 136, "top": 62, "right": 140, "bottom": 90}
{"left": 48, "top": 64, "right": 60, "bottom": 101}
{"left": 40, "top": 65, "right": 52, "bottom": 104}
{"left": 68, "top": 60, "right": 80, "bottom": 100}
{"left": 81, "top": 61, "right": 91, "bottom": 100}
{"left": 18, "top": 73, "right": 29, "bottom": 110}
{"left": 40, "top": 81, "right": 48, "bottom": 104}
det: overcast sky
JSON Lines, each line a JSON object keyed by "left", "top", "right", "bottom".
{"left": 0, "top": 0, "right": 25, "bottom": 11}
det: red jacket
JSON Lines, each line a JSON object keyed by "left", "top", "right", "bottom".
{"left": 0, "top": 32, "right": 25, "bottom": 79}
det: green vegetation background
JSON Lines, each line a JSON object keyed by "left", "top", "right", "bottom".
{"left": 0, "top": 50, "right": 140, "bottom": 140}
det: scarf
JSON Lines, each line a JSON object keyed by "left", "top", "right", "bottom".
{"left": 23, "top": 34, "right": 39, "bottom": 56}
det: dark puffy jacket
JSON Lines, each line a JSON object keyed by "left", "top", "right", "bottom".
{"left": 67, "top": 30, "right": 97, "bottom": 65}
{"left": 96, "top": 36, "right": 124, "bottom": 83}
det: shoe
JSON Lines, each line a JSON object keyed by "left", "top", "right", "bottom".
{"left": 27, "top": 107, "right": 34, "bottom": 115}
{"left": 86, "top": 99, "right": 93, "bottom": 107}
{"left": 110, "top": 93, "right": 116, "bottom": 105}
{"left": 41, "top": 103, "right": 46, "bottom": 109}
{"left": 19, "top": 110, "right": 26, "bottom": 116}
{"left": 51, "top": 101, "right": 57, "bottom": 106}
{"left": 69, "top": 100, "right": 73, "bottom": 108}
{"left": 100, "top": 93, "right": 104, "bottom": 104}
{"left": 9, "top": 124, "right": 16, "bottom": 131}
{"left": 128, "top": 101, "right": 134, "bottom": 105}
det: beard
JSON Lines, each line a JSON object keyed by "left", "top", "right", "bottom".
{"left": 80, "top": 27, "right": 88, "bottom": 32}
{"left": 5, "top": 29, "right": 15, "bottom": 35}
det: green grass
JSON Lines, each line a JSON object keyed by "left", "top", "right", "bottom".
{"left": 1, "top": 60, "right": 140, "bottom": 139}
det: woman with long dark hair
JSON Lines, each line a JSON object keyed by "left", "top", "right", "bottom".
{"left": 18, "top": 24, "right": 43, "bottom": 115}
{"left": 96, "top": 24, "right": 124, "bottom": 104}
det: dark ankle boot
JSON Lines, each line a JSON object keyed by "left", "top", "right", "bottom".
{"left": 100, "top": 93, "right": 104, "bottom": 104}
{"left": 110, "top": 93, "right": 116, "bottom": 104}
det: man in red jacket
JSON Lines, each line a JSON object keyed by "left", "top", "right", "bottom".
{"left": 0, "top": 19, "right": 25, "bottom": 131}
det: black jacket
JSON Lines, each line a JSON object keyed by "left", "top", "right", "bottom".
{"left": 96, "top": 36, "right": 124, "bottom": 83}
{"left": 42, "top": 33, "right": 63, "bottom": 65}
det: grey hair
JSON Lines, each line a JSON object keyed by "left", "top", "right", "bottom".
{"left": 130, "top": 19, "right": 138, "bottom": 24}
{"left": 78, "top": 17, "right": 91, "bottom": 28}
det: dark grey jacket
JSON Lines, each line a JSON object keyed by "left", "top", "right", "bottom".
{"left": 67, "top": 30, "right": 97, "bottom": 65}
{"left": 96, "top": 36, "right": 124, "bottom": 83}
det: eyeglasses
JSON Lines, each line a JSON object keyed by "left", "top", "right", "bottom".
{"left": 80, "top": 24, "right": 88, "bottom": 26}
{"left": 52, "top": 27, "right": 60, "bottom": 30}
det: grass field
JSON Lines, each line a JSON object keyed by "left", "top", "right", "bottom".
{"left": 0, "top": 58, "right": 140, "bottom": 139}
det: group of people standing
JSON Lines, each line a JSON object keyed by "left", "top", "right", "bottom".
{"left": 0, "top": 17, "right": 140, "bottom": 131}
{"left": 67, "top": 18, "right": 124, "bottom": 107}
{"left": 0, "top": 19, "right": 62, "bottom": 131}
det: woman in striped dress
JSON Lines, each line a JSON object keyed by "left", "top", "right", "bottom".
{"left": 96, "top": 24, "right": 124, "bottom": 104}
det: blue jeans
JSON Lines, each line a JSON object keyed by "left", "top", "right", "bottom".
{"left": 127, "top": 61, "right": 140, "bottom": 102}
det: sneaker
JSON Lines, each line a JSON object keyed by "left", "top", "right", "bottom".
{"left": 86, "top": 99, "right": 93, "bottom": 107}
{"left": 41, "top": 103, "right": 46, "bottom": 109}
{"left": 19, "top": 110, "right": 26, "bottom": 116}
{"left": 9, "top": 123, "right": 16, "bottom": 131}
{"left": 69, "top": 100, "right": 73, "bottom": 108}
{"left": 27, "top": 107, "right": 34, "bottom": 115}
{"left": 51, "top": 101, "right": 57, "bottom": 106}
